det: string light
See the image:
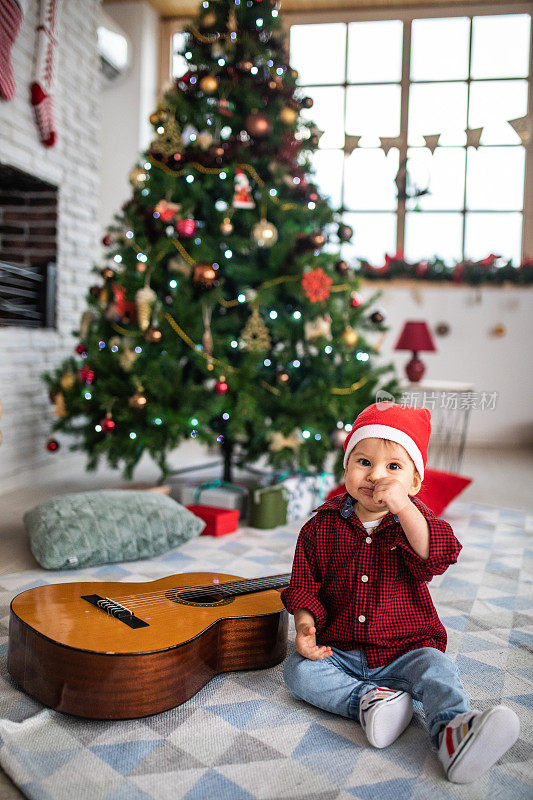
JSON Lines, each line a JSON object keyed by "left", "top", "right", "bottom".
{"left": 222, "top": 413, "right": 230, "bottom": 420}
{"left": 356, "top": 351, "right": 369, "bottom": 361}
{"left": 292, "top": 310, "right": 301, "bottom": 320}
{"left": 111, "top": 345, "right": 118, "bottom": 352}
{"left": 337, "top": 421, "right": 344, "bottom": 428}
{"left": 154, "top": 418, "right": 163, "bottom": 425}
{"left": 230, "top": 340, "right": 238, "bottom": 348}
{"left": 135, "top": 346, "right": 142, "bottom": 353}
{"left": 225, "top": 249, "right": 233, "bottom": 258}
{"left": 137, "top": 253, "right": 147, "bottom": 262}
{"left": 325, "top": 345, "right": 333, "bottom": 354}
{"left": 84, "top": 392, "right": 92, "bottom": 400}
{"left": 237, "top": 294, "right": 246, "bottom": 303}
{"left": 169, "top": 279, "right": 178, "bottom": 288}
{"left": 344, "top": 424, "right": 352, "bottom": 432}
{"left": 114, "top": 255, "right": 122, "bottom": 263}
{"left": 269, "top": 310, "right": 277, "bottom": 319}
{"left": 129, "top": 432, "right": 137, "bottom": 439}
{"left": 190, "top": 417, "right": 199, "bottom": 426}
{"left": 186, "top": 175, "right": 194, "bottom": 183}
{"left": 264, "top": 358, "right": 271, "bottom": 366}
{"left": 126, "top": 231, "right": 133, "bottom": 238}
{"left": 315, "top": 434, "right": 322, "bottom": 440}
{"left": 143, "top": 162, "right": 151, "bottom": 170}
{"left": 95, "top": 424, "right": 102, "bottom": 432}
{"left": 141, "top": 188, "right": 149, "bottom": 196}
{"left": 302, "top": 430, "right": 311, "bottom": 439}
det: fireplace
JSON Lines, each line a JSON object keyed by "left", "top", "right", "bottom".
{"left": 0, "top": 164, "right": 57, "bottom": 328}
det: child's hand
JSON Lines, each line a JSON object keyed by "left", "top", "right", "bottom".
{"left": 371, "top": 478, "right": 411, "bottom": 514}
{"left": 295, "top": 624, "right": 333, "bottom": 661}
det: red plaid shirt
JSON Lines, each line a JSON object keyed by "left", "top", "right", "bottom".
{"left": 281, "top": 493, "right": 462, "bottom": 667}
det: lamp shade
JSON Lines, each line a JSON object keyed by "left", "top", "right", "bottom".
{"left": 394, "top": 320, "right": 436, "bottom": 352}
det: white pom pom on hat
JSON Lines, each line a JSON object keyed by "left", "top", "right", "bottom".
{"left": 343, "top": 402, "right": 432, "bottom": 478}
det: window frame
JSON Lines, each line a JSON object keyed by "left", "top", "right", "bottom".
{"left": 159, "top": 3, "right": 533, "bottom": 264}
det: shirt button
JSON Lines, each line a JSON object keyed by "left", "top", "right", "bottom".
{"left": 361, "top": 575, "right": 369, "bottom": 582}
{"left": 358, "top": 615, "right": 366, "bottom": 623}
{"left": 365, "top": 537, "right": 372, "bottom": 544}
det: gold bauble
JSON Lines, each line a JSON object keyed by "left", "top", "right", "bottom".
{"left": 280, "top": 106, "right": 298, "bottom": 125}
{"left": 199, "top": 75, "right": 218, "bottom": 94}
{"left": 220, "top": 217, "right": 234, "bottom": 235}
{"left": 251, "top": 219, "right": 278, "bottom": 248}
{"left": 129, "top": 392, "right": 147, "bottom": 410}
{"left": 341, "top": 326, "right": 359, "bottom": 347}
{"left": 60, "top": 371, "right": 76, "bottom": 391}
{"left": 201, "top": 11, "right": 216, "bottom": 28}
{"left": 129, "top": 166, "right": 147, "bottom": 188}
{"left": 136, "top": 261, "right": 148, "bottom": 274}
{"left": 145, "top": 326, "right": 163, "bottom": 343}
{"left": 192, "top": 262, "right": 217, "bottom": 288}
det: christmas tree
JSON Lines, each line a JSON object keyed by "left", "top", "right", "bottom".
{"left": 44, "top": 0, "right": 399, "bottom": 482}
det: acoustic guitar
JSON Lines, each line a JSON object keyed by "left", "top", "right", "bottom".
{"left": 8, "top": 571, "right": 291, "bottom": 720}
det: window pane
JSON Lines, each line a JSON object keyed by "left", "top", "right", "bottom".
{"left": 347, "top": 21, "right": 402, "bottom": 83}
{"left": 406, "top": 148, "right": 465, "bottom": 211}
{"left": 344, "top": 149, "right": 399, "bottom": 211}
{"left": 471, "top": 14, "right": 531, "bottom": 79}
{"left": 290, "top": 24, "right": 346, "bottom": 85}
{"left": 405, "top": 213, "right": 463, "bottom": 262}
{"left": 341, "top": 213, "right": 396, "bottom": 265}
{"left": 345, "top": 85, "right": 401, "bottom": 147}
{"left": 466, "top": 147, "right": 525, "bottom": 211}
{"left": 464, "top": 213, "right": 522, "bottom": 264}
{"left": 408, "top": 83, "right": 468, "bottom": 146}
{"left": 299, "top": 86, "right": 345, "bottom": 149}
{"left": 172, "top": 32, "right": 188, "bottom": 78}
{"left": 411, "top": 17, "right": 470, "bottom": 81}
{"left": 309, "top": 149, "right": 344, "bottom": 209}
{"left": 468, "top": 80, "right": 529, "bottom": 145}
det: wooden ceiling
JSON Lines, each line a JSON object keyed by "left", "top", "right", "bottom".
{"left": 103, "top": 0, "right": 507, "bottom": 20}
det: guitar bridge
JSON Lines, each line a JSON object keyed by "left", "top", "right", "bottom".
{"left": 81, "top": 595, "right": 149, "bottom": 628}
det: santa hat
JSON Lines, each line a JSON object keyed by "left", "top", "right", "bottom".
{"left": 343, "top": 402, "right": 431, "bottom": 478}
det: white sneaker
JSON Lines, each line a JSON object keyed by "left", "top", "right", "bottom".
{"left": 359, "top": 687, "right": 413, "bottom": 748}
{"left": 438, "top": 706, "right": 520, "bottom": 784}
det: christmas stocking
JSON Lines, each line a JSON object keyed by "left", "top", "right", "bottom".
{"left": 0, "top": 0, "right": 27, "bottom": 101}
{"left": 31, "top": 0, "right": 63, "bottom": 147}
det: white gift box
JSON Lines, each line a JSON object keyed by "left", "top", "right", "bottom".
{"left": 169, "top": 479, "right": 251, "bottom": 518}
{"left": 280, "top": 472, "right": 335, "bottom": 522}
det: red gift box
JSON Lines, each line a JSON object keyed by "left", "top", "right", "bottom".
{"left": 186, "top": 504, "right": 239, "bottom": 536}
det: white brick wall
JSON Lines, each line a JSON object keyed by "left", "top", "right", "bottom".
{"left": 0, "top": 0, "right": 102, "bottom": 489}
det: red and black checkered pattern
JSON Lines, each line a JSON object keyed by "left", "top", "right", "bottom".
{"left": 280, "top": 493, "right": 462, "bottom": 668}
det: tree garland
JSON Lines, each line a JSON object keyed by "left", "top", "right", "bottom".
{"left": 359, "top": 254, "right": 533, "bottom": 286}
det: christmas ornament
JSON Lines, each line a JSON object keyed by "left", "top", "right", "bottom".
{"left": 301, "top": 97, "right": 314, "bottom": 109}
{"left": 75, "top": 342, "right": 87, "bottom": 356}
{"left": 341, "top": 326, "right": 358, "bottom": 347}
{"left": 241, "top": 305, "right": 271, "bottom": 351}
{"left": 238, "top": 59, "right": 254, "bottom": 72}
{"left": 135, "top": 286, "right": 156, "bottom": 331}
{"left": 245, "top": 111, "right": 272, "bottom": 138}
{"left": 145, "top": 325, "right": 163, "bottom": 343}
{"left": 53, "top": 392, "right": 66, "bottom": 418}
{"left": 276, "top": 368, "right": 289, "bottom": 384}
{"left": 220, "top": 216, "right": 234, "bottom": 235}
{"left": 168, "top": 255, "right": 192, "bottom": 277}
{"left": 129, "top": 391, "right": 147, "bottom": 410}
{"left": 330, "top": 429, "right": 346, "bottom": 449}
{"left": 192, "top": 262, "right": 217, "bottom": 288}
{"left": 215, "top": 376, "right": 228, "bottom": 394}
{"left": 251, "top": 218, "right": 278, "bottom": 248}
{"left": 108, "top": 284, "right": 136, "bottom": 324}
{"left": 150, "top": 115, "right": 183, "bottom": 158}
{"left": 435, "top": 322, "right": 450, "bottom": 336}
{"left": 129, "top": 166, "right": 147, "bottom": 187}
{"left": 350, "top": 292, "right": 362, "bottom": 309}
{"left": 78, "top": 366, "right": 95, "bottom": 384}
{"left": 491, "top": 323, "right": 506, "bottom": 337}
{"left": 46, "top": 438, "right": 59, "bottom": 452}
{"left": 60, "top": 371, "right": 75, "bottom": 391}
{"left": 280, "top": 106, "right": 298, "bottom": 126}
{"left": 335, "top": 259, "right": 350, "bottom": 275}
{"left": 149, "top": 109, "right": 167, "bottom": 126}
{"left": 202, "top": 303, "right": 214, "bottom": 367}
{"left": 232, "top": 170, "right": 255, "bottom": 208}
{"left": 31, "top": 0, "right": 63, "bottom": 146}
{"left": 308, "top": 232, "right": 326, "bottom": 249}
{"left": 101, "top": 413, "right": 115, "bottom": 433}
{"left": 101, "top": 266, "right": 114, "bottom": 281}
{"left": 304, "top": 314, "right": 332, "bottom": 341}
{"left": 0, "top": 0, "right": 25, "bottom": 100}
{"left": 136, "top": 261, "right": 148, "bottom": 275}
{"left": 181, "top": 124, "right": 199, "bottom": 147}
{"left": 199, "top": 74, "right": 218, "bottom": 94}
{"left": 78, "top": 310, "right": 95, "bottom": 341}
{"left": 370, "top": 310, "right": 386, "bottom": 325}
{"left": 155, "top": 200, "right": 181, "bottom": 222}
{"left": 196, "top": 130, "right": 214, "bottom": 150}
{"left": 200, "top": 10, "right": 216, "bottom": 28}
{"left": 302, "top": 268, "right": 333, "bottom": 303}
{"left": 118, "top": 347, "right": 138, "bottom": 371}
{"left": 337, "top": 223, "right": 353, "bottom": 242}
{"left": 217, "top": 97, "right": 235, "bottom": 117}
{"left": 176, "top": 217, "right": 196, "bottom": 238}
{"left": 268, "top": 430, "right": 301, "bottom": 452}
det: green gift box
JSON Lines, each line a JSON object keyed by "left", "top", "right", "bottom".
{"left": 248, "top": 484, "right": 288, "bottom": 529}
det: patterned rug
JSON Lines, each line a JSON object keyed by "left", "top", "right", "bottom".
{"left": 0, "top": 501, "right": 532, "bottom": 800}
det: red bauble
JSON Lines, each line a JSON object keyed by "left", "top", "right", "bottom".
{"left": 101, "top": 416, "right": 116, "bottom": 433}
{"left": 350, "top": 292, "right": 362, "bottom": 309}
{"left": 75, "top": 343, "right": 87, "bottom": 355}
{"left": 416, "top": 260, "right": 429, "bottom": 278}
{"left": 78, "top": 366, "right": 95, "bottom": 384}
{"left": 176, "top": 218, "right": 196, "bottom": 238}
{"left": 46, "top": 438, "right": 59, "bottom": 452}
{"left": 214, "top": 378, "right": 228, "bottom": 395}
{"left": 102, "top": 234, "right": 111, "bottom": 247}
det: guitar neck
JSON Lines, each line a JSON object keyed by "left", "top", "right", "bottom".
{"left": 215, "top": 574, "right": 291, "bottom": 598}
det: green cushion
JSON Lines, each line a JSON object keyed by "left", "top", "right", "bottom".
{"left": 24, "top": 490, "right": 206, "bottom": 570}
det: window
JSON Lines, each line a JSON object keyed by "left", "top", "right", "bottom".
{"left": 289, "top": 10, "right": 531, "bottom": 267}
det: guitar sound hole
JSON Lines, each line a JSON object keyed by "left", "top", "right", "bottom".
{"left": 166, "top": 590, "right": 234, "bottom": 607}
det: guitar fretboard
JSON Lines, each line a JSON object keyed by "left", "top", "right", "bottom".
{"left": 176, "top": 574, "right": 291, "bottom": 601}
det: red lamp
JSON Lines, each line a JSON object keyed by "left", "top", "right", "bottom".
{"left": 394, "top": 320, "right": 436, "bottom": 382}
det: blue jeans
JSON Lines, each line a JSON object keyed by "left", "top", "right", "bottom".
{"left": 283, "top": 646, "right": 470, "bottom": 749}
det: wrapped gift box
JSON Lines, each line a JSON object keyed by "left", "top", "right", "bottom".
{"left": 171, "top": 479, "right": 250, "bottom": 518}
{"left": 280, "top": 472, "right": 335, "bottom": 522}
{"left": 248, "top": 484, "right": 288, "bottom": 529}
{"left": 186, "top": 504, "right": 239, "bottom": 536}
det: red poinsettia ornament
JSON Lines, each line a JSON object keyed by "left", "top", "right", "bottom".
{"left": 301, "top": 268, "right": 333, "bottom": 303}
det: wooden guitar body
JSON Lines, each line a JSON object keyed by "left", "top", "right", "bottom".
{"left": 8, "top": 572, "right": 289, "bottom": 720}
